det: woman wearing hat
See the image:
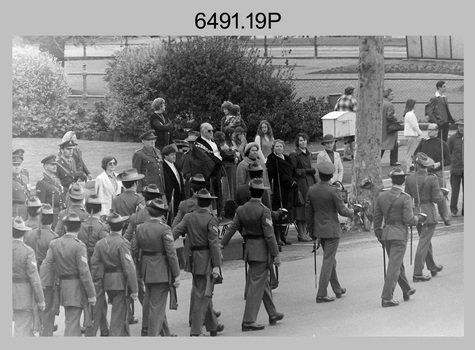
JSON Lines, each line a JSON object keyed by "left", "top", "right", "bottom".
{"left": 289, "top": 132, "right": 316, "bottom": 242}
{"left": 316, "top": 134, "right": 344, "bottom": 183}
{"left": 95, "top": 156, "right": 122, "bottom": 215}
{"left": 236, "top": 142, "right": 271, "bottom": 189}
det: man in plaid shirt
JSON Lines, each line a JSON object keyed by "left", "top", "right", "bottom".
{"left": 334, "top": 85, "right": 357, "bottom": 160}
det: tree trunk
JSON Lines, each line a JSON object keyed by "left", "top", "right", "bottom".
{"left": 350, "top": 36, "right": 385, "bottom": 230}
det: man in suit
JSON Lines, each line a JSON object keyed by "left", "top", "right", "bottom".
{"left": 162, "top": 144, "right": 185, "bottom": 226}
{"left": 404, "top": 152, "right": 445, "bottom": 282}
{"left": 40, "top": 212, "right": 97, "bottom": 336}
{"left": 56, "top": 140, "right": 78, "bottom": 198}
{"left": 374, "top": 168, "right": 424, "bottom": 307}
{"left": 306, "top": 161, "right": 355, "bottom": 303}
{"left": 220, "top": 179, "right": 283, "bottom": 332}
{"left": 13, "top": 152, "right": 30, "bottom": 220}
{"left": 91, "top": 212, "right": 139, "bottom": 336}
{"left": 132, "top": 130, "right": 166, "bottom": 195}
{"left": 178, "top": 130, "right": 200, "bottom": 197}
{"left": 12, "top": 217, "right": 45, "bottom": 337}
{"left": 426, "top": 80, "right": 456, "bottom": 142}
{"left": 134, "top": 199, "right": 181, "bottom": 337}
{"left": 36, "top": 155, "right": 64, "bottom": 230}
{"left": 447, "top": 119, "right": 464, "bottom": 217}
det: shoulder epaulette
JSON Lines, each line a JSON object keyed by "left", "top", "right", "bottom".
{"left": 401, "top": 191, "right": 410, "bottom": 196}
{"left": 134, "top": 148, "right": 143, "bottom": 153}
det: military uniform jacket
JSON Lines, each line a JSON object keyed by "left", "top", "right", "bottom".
{"left": 235, "top": 183, "right": 272, "bottom": 209}
{"left": 12, "top": 173, "right": 29, "bottom": 204}
{"left": 171, "top": 196, "right": 198, "bottom": 229}
{"left": 172, "top": 208, "right": 222, "bottom": 274}
{"left": 405, "top": 170, "right": 444, "bottom": 224}
{"left": 221, "top": 198, "right": 279, "bottom": 262}
{"left": 12, "top": 240, "right": 45, "bottom": 310}
{"left": 73, "top": 147, "right": 90, "bottom": 176}
{"left": 90, "top": 232, "right": 138, "bottom": 293}
{"left": 112, "top": 189, "right": 145, "bottom": 218}
{"left": 77, "top": 216, "right": 110, "bottom": 258}
{"left": 135, "top": 218, "right": 180, "bottom": 284}
{"left": 23, "top": 226, "right": 58, "bottom": 266}
{"left": 374, "top": 187, "right": 418, "bottom": 241}
{"left": 56, "top": 156, "right": 77, "bottom": 191}
{"left": 125, "top": 207, "right": 150, "bottom": 250}
{"left": 36, "top": 173, "right": 64, "bottom": 214}
{"left": 132, "top": 146, "right": 166, "bottom": 193}
{"left": 25, "top": 216, "right": 41, "bottom": 230}
{"left": 54, "top": 204, "right": 89, "bottom": 236}
{"left": 305, "top": 181, "right": 352, "bottom": 239}
{"left": 40, "top": 233, "right": 96, "bottom": 307}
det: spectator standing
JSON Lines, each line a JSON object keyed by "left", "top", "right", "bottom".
{"left": 426, "top": 80, "right": 456, "bottom": 141}
{"left": 447, "top": 119, "right": 464, "bottom": 217}
{"left": 289, "top": 132, "right": 316, "bottom": 242}
{"left": 236, "top": 142, "right": 271, "bottom": 191}
{"left": 233, "top": 126, "right": 248, "bottom": 161}
{"left": 221, "top": 103, "right": 246, "bottom": 131}
{"left": 150, "top": 98, "right": 174, "bottom": 151}
{"left": 316, "top": 134, "right": 344, "bottom": 183}
{"left": 254, "top": 120, "right": 275, "bottom": 163}
{"left": 403, "top": 99, "right": 422, "bottom": 172}
{"left": 334, "top": 85, "right": 357, "bottom": 161}
{"left": 162, "top": 144, "right": 185, "bottom": 225}
{"left": 381, "top": 88, "right": 401, "bottom": 166}
{"left": 180, "top": 130, "right": 200, "bottom": 198}
{"left": 95, "top": 156, "right": 122, "bottom": 215}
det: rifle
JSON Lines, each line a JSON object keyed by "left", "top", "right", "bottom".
{"left": 312, "top": 241, "right": 318, "bottom": 288}
{"left": 83, "top": 299, "right": 94, "bottom": 336}
{"left": 243, "top": 240, "right": 248, "bottom": 300}
{"left": 168, "top": 268, "right": 178, "bottom": 310}
{"left": 124, "top": 283, "right": 131, "bottom": 334}
{"left": 382, "top": 243, "right": 387, "bottom": 280}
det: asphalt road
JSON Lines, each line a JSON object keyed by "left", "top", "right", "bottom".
{"left": 46, "top": 216, "right": 464, "bottom": 337}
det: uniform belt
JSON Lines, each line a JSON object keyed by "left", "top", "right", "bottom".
{"left": 245, "top": 235, "right": 265, "bottom": 240}
{"left": 13, "top": 200, "right": 26, "bottom": 205}
{"left": 419, "top": 201, "right": 431, "bottom": 204}
{"left": 12, "top": 276, "right": 30, "bottom": 283}
{"left": 59, "top": 273, "right": 80, "bottom": 280}
{"left": 104, "top": 267, "right": 124, "bottom": 273}
{"left": 191, "top": 245, "right": 209, "bottom": 251}
{"left": 386, "top": 221, "right": 406, "bottom": 226}
{"left": 141, "top": 251, "right": 166, "bottom": 256}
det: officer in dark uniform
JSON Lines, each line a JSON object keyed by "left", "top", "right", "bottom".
{"left": 25, "top": 196, "right": 43, "bottom": 230}
{"left": 22, "top": 204, "right": 58, "bottom": 336}
{"left": 36, "top": 155, "right": 64, "bottom": 230}
{"left": 12, "top": 217, "right": 45, "bottom": 337}
{"left": 40, "top": 212, "right": 97, "bottom": 337}
{"left": 132, "top": 130, "right": 166, "bottom": 194}
{"left": 91, "top": 212, "right": 139, "bottom": 336}
{"left": 56, "top": 140, "right": 78, "bottom": 197}
{"left": 405, "top": 152, "right": 445, "bottom": 282}
{"left": 13, "top": 149, "right": 30, "bottom": 180}
{"left": 178, "top": 130, "right": 200, "bottom": 197}
{"left": 13, "top": 152, "right": 30, "bottom": 220}
{"left": 220, "top": 178, "right": 284, "bottom": 332}
{"left": 374, "top": 168, "right": 425, "bottom": 307}
{"left": 112, "top": 168, "right": 146, "bottom": 236}
{"left": 172, "top": 189, "right": 224, "bottom": 337}
{"left": 54, "top": 183, "right": 89, "bottom": 236}
{"left": 134, "top": 199, "right": 181, "bottom": 337}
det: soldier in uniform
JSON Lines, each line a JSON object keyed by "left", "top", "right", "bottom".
{"left": 36, "top": 155, "right": 64, "bottom": 230}
{"left": 171, "top": 174, "right": 207, "bottom": 228}
{"left": 112, "top": 168, "right": 146, "bottom": 236}
{"left": 220, "top": 179, "right": 284, "bottom": 332}
{"left": 306, "top": 161, "right": 355, "bottom": 303}
{"left": 25, "top": 196, "right": 43, "bottom": 230}
{"left": 134, "top": 199, "right": 181, "bottom": 337}
{"left": 79, "top": 194, "right": 110, "bottom": 336}
{"left": 40, "top": 212, "right": 97, "bottom": 336}
{"left": 12, "top": 152, "right": 30, "bottom": 220}
{"left": 374, "top": 168, "right": 425, "bottom": 307}
{"left": 405, "top": 152, "right": 445, "bottom": 282}
{"left": 12, "top": 217, "right": 45, "bottom": 337}
{"left": 22, "top": 204, "right": 58, "bottom": 336}
{"left": 132, "top": 130, "right": 166, "bottom": 194}
{"left": 54, "top": 183, "right": 89, "bottom": 236}
{"left": 13, "top": 149, "right": 30, "bottom": 180}
{"left": 172, "top": 189, "right": 224, "bottom": 337}
{"left": 91, "top": 212, "right": 139, "bottom": 336}
{"left": 61, "top": 131, "right": 93, "bottom": 180}
{"left": 56, "top": 140, "right": 78, "bottom": 198}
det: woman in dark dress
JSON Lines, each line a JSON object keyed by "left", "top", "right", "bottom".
{"left": 150, "top": 98, "right": 174, "bottom": 151}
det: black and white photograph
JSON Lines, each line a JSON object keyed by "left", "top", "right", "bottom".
{"left": 4, "top": 0, "right": 470, "bottom": 345}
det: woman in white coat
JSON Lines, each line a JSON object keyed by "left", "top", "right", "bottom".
{"left": 316, "top": 134, "right": 344, "bottom": 183}
{"left": 95, "top": 156, "right": 122, "bottom": 215}
{"left": 403, "top": 99, "right": 422, "bottom": 172}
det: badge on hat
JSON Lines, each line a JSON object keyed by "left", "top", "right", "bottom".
{"left": 117, "top": 168, "right": 145, "bottom": 182}
{"left": 13, "top": 216, "right": 32, "bottom": 231}
{"left": 147, "top": 198, "right": 169, "bottom": 211}
{"left": 195, "top": 189, "right": 218, "bottom": 199}
{"left": 59, "top": 140, "right": 77, "bottom": 148}
{"left": 62, "top": 212, "right": 83, "bottom": 222}
{"left": 143, "top": 184, "right": 163, "bottom": 195}
{"left": 140, "top": 130, "right": 157, "bottom": 140}
{"left": 41, "top": 155, "right": 58, "bottom": 165}
{"left": 68, "top": 183, "right": 86, "bottom": 200}
{"left": 12, "top": 149, "right": 24, "bottom": 163}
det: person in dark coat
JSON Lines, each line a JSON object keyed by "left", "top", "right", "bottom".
{"left": 61, "top": 131, "right": 93, "bottom": 180}
{"left": 179, "top": 131, "right": 201, "bottom": 198}
{"left": 162, "top": 144, "right": 185, "bottom": 225}
{"left": 150, "top": 98, "right": 174, "bottom": 151}
{"left": 447, "top": 119, "right": 464, "bottom": 217}
{"left": 374, "top": 168, "right": 423, "bottom": 307}
{"left": 289, "top": 132, "right": 316, "bottom": 242}
{"left": 426, "top": 80, "right": 456, "bottom": 142}
{"left": 12, "top": 217, "right": 45, "bottom": 337}
{"left": 172, "top": 189, "right": 224, "bottom": 337}
{"left": 13, "top": 152, "right": 30, "bottom": 220}
{"left": 91, "top": 212, "right": 139, "bottom": 336}
{"left": 134, "top": 199, "right": 181, "bottom": 337}
{"left": 56, "top": 140, "right": 78, "bottom": 198}
{"left": 306, "top": 161, "right": 354, "bottom": 303}
{"left": 404, "top": 152, "right": 445, "bottom": 282}
{"left": 132, "top": 130, "right": 166, "bottom": 195}
{"left": 40, "top": 212, "right": 97, "bottom": 337}
{"left": 220, "top": 178, "right": 283, "bottom": 332}
{"left": 266, "top": 139, "right": 297, "bottom": 245}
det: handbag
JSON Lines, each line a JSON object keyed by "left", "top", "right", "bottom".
{"left": 294, "top": 189, "right": 305, "bottom": 207}
{"left": 387, "top": 119, "right": 403, "bottom": 134}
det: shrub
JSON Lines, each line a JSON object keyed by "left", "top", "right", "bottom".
{"left": 12, "top": 46, "right": 70, "bottom": 137}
